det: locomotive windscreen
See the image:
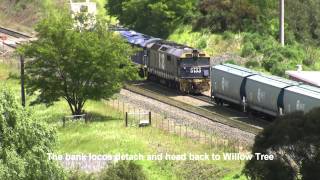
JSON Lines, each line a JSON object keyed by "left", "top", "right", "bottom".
{"left": 179, "top": 58, "right": 210, "bottom": 66}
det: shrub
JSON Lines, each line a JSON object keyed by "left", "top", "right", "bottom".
{"left": 0, "top": 88, "right": 66, "bottom": 180}
{"left": 245, "top": 60, "right": 260, "bottom": 68}
{"left": 241, "top": 42, "right": 256, "bottom": 57}
{"left": 225, "top": 59, "right": 237, "bottom": 65}
{"left": 196, "top": 37, "right": 207, "bottom": 49}
{"left": 99, "top": 161, "right": 147, "bottom": 180}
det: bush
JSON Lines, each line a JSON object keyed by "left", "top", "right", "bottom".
{"left": 270, "top": 63, "right": 288, "bottom": 77}
{"left": 241, "top": 33, "right": 318, "bottom": 76}
{"left": 196, "top": 37, "right": 207, "bottom": 49}
{"left": 225, "top": 59, "right": 237, "bottom": 65}
{"left": 244, "top": 108, "right": 320, "bottom": 179}
{"left": 245, "top": 60, "right": 260, "bottom": 68}
{"left": 99, "top": 161, "right": 147, "bottom": 180}
{"left": 303, "top": 47, "right": 319, "bottom": 66}
{"left": 241, "top": 42, "right": 255, "bottom": 57}
{"left": 0, "top": 88, "right": 66, "bottom": 180}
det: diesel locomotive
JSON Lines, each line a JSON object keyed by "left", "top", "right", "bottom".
{"left": 116, "top": 29, "right": 210, "bottom": 94}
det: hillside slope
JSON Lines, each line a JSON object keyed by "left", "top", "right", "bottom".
{"left": 0, "top": 0, "right": 108, "bottom": 33}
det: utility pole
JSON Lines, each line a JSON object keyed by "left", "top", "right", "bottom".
{"left": 20, "top": 55, "right": 25, "bottom": 107}
{"left": 280, "top": 0, "right": 285, "bottom": 46}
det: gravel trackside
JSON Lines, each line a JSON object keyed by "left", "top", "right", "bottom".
{"left": 118, "top": 89, "right": 255, "bottom": 145}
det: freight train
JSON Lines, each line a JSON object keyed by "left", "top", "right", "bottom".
{"left": 211, "top": 64, "right": 320, "bottom": 116}
{"left": 114, "top": 28, "right": 320, "bottom": 116}
{"left": 115, "top": 29, "right": 210, "bottom": 94}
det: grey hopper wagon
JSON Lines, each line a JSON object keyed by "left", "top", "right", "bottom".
{"left": 283, "top": 85, "right": 320, "bottom": 114}
{"left": 245, "top": 75, "right": 299, "bottom": 116}
{"left": 211, "top": 64, "right": 257, "bottom": 107}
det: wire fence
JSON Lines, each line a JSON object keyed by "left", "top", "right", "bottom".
{"left": 105, "top": 98, "right": 250, "bottom": 153}
{"left": 0, "top": 54, "right": 20, "bottom": 69}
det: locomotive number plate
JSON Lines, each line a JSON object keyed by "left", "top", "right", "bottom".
{"left": 190, "top": 67, "right": 201, "bottom": 73}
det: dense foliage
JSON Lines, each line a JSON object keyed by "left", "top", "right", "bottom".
{"left": 194, "top": 0, "right": 259, "bottom": 32}
{"left": 100, "top": 161, "right": 147, "bottom": 180}
{"left": 0, "top": 88, "right": 65, "bottom": 180}
{"left": 106, "top": 0, "right": 197, "bottom": 38}
{"left": 21, "top": 11, "right": 137, "bottom": 115}
{"left": 69, "top": 161, "right": 147, "bottom": 180}
{"left": 241, "top": 33, "right": 318, "bottom": 76}
{"left": 243, "top": 108, "right": 320, "bottom": 179}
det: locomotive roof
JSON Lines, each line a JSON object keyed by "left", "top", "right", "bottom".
{"left": 118, "top": 30, "right": 153, "bottom": 47}
{"left": 113, "top": 28, "right": 209, "bottom": 58}
{"left": 150, "top": 40, "right": 209, "bottom": 58}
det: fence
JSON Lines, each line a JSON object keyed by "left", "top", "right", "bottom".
{"left": 0, "top": 54, "right": 21, "bottom": 70}
{"left": 105, "top": 98, "right": 249, "bottom": 153}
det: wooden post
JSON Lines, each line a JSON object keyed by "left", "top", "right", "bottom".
{"left": 162, "top": 116, "right": 164, "bottom": 129}
{"left": 62, "top": 117, "right": 66, "bottom": 127}
{"left": 185, "top": 125, "right": 188, "bottom": 137}
{"left": 125, "top": 112, "right": 128, "bottom": 127}
{"left": 149, "top": 112, "right": 151, "bottom": 125}
{"left": 20, "top": 55, "right": 25, "bottom": 107}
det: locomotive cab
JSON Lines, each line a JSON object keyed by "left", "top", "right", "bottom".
{"left": 177, "top": 51, "right": 210, "bottom": 94}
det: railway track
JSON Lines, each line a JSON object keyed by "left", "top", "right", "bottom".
{"left": 0, "top": 26, "right": 32, "bottom": 39}
{"left": 124, "top": 81, "right": 268, "bottom": 135}
{"left": 188, "top": 94, "right": 212, "bottom": 104}
{"left": 0, "top": 26, "right": 33, "bottom": 50}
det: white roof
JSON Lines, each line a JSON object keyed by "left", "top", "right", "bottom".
{"left": 286, "top": 71, "right": 320, "bottom": 87}
{"left": 70, "top": 0, "right": 97, "bottom": 15}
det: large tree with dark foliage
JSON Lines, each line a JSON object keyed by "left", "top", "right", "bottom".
{"left": 194, "top": 0, "right": 259, "bottom": 32}
{"left": 106, "top": 0, "right": 197, "bottom": 38}
{"left": 0, "top": 88, "right": 65, "bottom": 179}
{"left": 21, "top": 11, "right": 137, "bottom": 115}
{"left": 243, "top": 108, "right": 320, "bottom": 180}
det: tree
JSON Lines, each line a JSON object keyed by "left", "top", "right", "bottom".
{"left": 0, "top": 88, "right": 65, "bottom": 179}
{"left": 194, "top": 0, "right": 259, "bottom": 32}
{"left": 106, "top": 0, "right": 197, "bottom": 38}
{"left": 243, "top": 108, "right": 320, "bottom": 179}
{"left": 20, "top": 11, "right": 137, "bottom": 115}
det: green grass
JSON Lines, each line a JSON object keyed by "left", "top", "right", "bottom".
{"left": 0, "top": 62, "right": 247, "bottom": 179}
{"left": 56, "top": 104, "right": 246, "bottom": 179}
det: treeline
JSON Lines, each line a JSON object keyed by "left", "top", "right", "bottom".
{"left": 107, "top": 0, "right": 320, "bottom": 45}
{"left": 106, "top": 0, "right": 320, "bottom": 76}
{"left": 106, "top": 0, "right": 197, "bottom": 38}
